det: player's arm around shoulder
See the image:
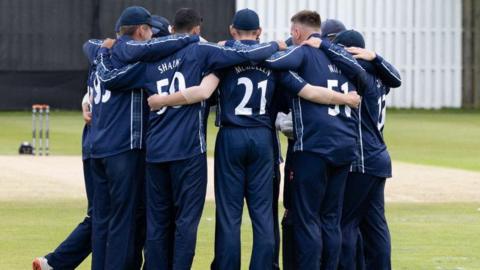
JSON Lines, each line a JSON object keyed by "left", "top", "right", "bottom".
{"left": 278, "top": 71, "right": 361, "bottom": 108}
{"left": 120, "top": 34, "right": 200, "bottom": 63}
{"left": 197, "top": 40, "right": 283, "bottom": 71}
{"left": 371, "top": 54, "right": 402, "bottom": 88}
{"left": 83, "top": 39, "right": 103, "bottom": 64}
{"left": 147, "top": 73, "right": 220, "bottom": 110}
{"left": 95, "top": 41, "right": 147, "bottom": 91}
{"left": 303, "top": 37, "right": 366, "bottom": 81}
{"left": 264, "top": 44, "right": 305, "bottom": 71}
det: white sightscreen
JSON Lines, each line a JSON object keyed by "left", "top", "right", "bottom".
{"left": 236, "top": 0, "right": 462, "bottom": 108}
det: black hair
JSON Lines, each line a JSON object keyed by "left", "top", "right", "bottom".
{"left": 173, "top": 8, "right": 202, "bottom": 32}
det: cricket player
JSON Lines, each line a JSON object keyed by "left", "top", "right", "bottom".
{"left": 83, "top": 6, "right": 201, "bottom": 270}
{"left": 209, "top": 10, "right": 294, "bottom": 270}
{"left": 95, "top": 7, "right": 285, "bottom": 269}
{"left": 262, "top": 10, "right": 362, "bottom": 270}
{"left": 317, "top": 29, "right": 401, "bottom": 270}
{"left": 32, "top": 46, "right": 100, "bottom": 269}
{"left": 278, "top": 18, "right": 348, "bottom": 270}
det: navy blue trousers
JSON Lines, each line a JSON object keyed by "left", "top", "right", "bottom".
{"left": 91, "top": 150, "right": 146, "bottom": 270}
{"left": 281, "top": 147, "right": 295, "bottom": 270}
{"left": 211, "top": 127, "right": 275, "bottom": 270}
{"left": 273, "top": 163, "right": 281, "bottom": 270}
{"left": 45, "top": 159, "right": 93, "bottom": 269}
{"left": 339, "top": 172, "right": 391, "bottom": 270}
{"left": 291, "top": 151, "right": 349, "bottom": 270}
{"left": 145, "top": 153, "right": 207, "bottom": 270}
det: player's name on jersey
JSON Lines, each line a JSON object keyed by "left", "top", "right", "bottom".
{"left": 234, "top": 65, "right": 271, "bottom": 76}
{"left": 157, "top": 58, "right": 182, "bottom": 74}
{"left": 328, "top": 64, "right": 342, "bottom": 74}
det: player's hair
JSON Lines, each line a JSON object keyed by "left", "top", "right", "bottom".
{"left": 234, "top": 29, "right": 259, "bottom": 36}
{"left": 119, "top": 24, "right": 150, "bottom": 36}
{"left": 173, "top": 8, "right": 202, "bottom": 32}
{"left": 290, "top": 10, "right": 321, "bottom": 29}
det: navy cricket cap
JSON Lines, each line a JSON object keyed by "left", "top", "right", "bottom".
{"left": 151, "top": 15, "right": 171, "bottom": 37}
{"left": 321, "top": 19, "right": 346, "bottom": 39}
{"left": 114, "top": 18, "right": 121, "bottom": 33}
{"left": 119, "top": 6, "right": 152, "bottom": 27}
{"left": 333, "top": 29, "right": 366, "bottom": 48}
{"left": 232, "top": 9, "right": 260, "bottom": 30}
{"left": 285, "top": 37, "right": 293, "bottom": 46}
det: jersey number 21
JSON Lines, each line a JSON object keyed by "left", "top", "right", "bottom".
{"left": 235, "top": 77, "right": 267, "bottom": 116}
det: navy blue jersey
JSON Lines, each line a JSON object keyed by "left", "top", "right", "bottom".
{"left": 97, "top": 41, "right": 280, "bottom": 162}
{"left": 82, "top": 35, "right": 197, "bottom": 158}
{"left": 110, "top": 34, "right": 200, "bottom": 66}
{"left": 82, "top": 39, "right": 102, "bottom": 160}
{"left": 215, "top": 40, "right": 306, "bottom": 129}
{"left": 319, "top": 41, "right": 401, "bottom": 177}
{"left": 352, "top": 74, "right": 392, "bottom": 177}
{"left": 370, "top": 54, "right": 402, "bottom": 89}
{"left": 350, "top": 59, "right": 398, "bottom": 178}
{"left": 264, "top": 34, "right": 359, "bottom": 166}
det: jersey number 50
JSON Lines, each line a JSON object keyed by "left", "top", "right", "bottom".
{"left": 155, "top": 72, "right": 185, "bottom": 115}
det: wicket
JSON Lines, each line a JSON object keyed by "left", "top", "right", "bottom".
{"left": 32, "top": 104, "right": 50, "bottom": 156}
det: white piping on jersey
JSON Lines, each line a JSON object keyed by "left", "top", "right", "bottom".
{"left": 293, "top": 98, "right": 304, "bottom": 151}
{"left": 298, "top": 100, "right": 304, "bottom": 151}
{"left": 358, "top": 102, "right": 365, "bottom": 173}
{"left": 98, "top": 61, "right": 140, "bottom": 83}
{"left": 288, "top": 71, "right": 305, "bottom": 83}
{"left": 130, "top": 91, "right": 134, "bottom": 149}
{"left": 140, "top": 90, "right": 143, "bottom": 149}
{"left": 125, "top": 35, "right": 191, "bottom": 46}
{"left": 198, "top": 108, "right": 205, "bottom": 153}
{"left": 215, "top": 88, "right": 222, "bottom": 127}
{"left": 327, "top": 47, "right": 365, "bottom": 71}
{"left": 88, "top": 39, "right": 103, "bottom": 45}
{"left": 99, "top": 53, "right": 108, "bottom": 73}
{"left": 381, "top": 61, "right": 402, "bottom": 82}
{"left": 265, "top": 46, "right": 301, "bottom": 63}
{"left": 198, "top": 42, "right": 273, "bottom": 52}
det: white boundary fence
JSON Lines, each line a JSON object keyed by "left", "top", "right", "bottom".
{"left": 236, "top": 0, "right": 462, "bottom": 108}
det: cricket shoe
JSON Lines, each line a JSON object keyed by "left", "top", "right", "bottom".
{"left": 32, "top": 257, "right": 53, "bottom": 270}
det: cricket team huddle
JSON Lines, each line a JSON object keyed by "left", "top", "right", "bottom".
{"left": 33, "top": 5, "right": 402, "bottom": 270}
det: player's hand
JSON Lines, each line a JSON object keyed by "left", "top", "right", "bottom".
{"left": 346, "top": 47, "right": 376, "bottom": 61}
{"left": 82, "top": 107, "right": 92, "bottom": 124}
{"left": 346, "top": 91, "right": 361, "bottom": 109}
{"left": 301, "top": 37, "right": 322, "bottom": 48}
{"left": 276, "top": 40, "right": 288, "bottom": 51}
{"left": 147, "top": 94, "right": 166, "bottom": 111}
{"left": 217, "top": 40, "right": 227, "bottom": 46}
{"left": 101, "top": 38, "right": 116, "bottom": 49}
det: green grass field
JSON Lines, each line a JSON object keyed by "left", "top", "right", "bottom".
{"left": 0, "top": 109, "right": 479, "bottom": 171}
{"left": 1, "top": 109, "right": 479, "bottom": 269}
{"left": 1, "top": 200, "right": 479, "bottom": 269}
